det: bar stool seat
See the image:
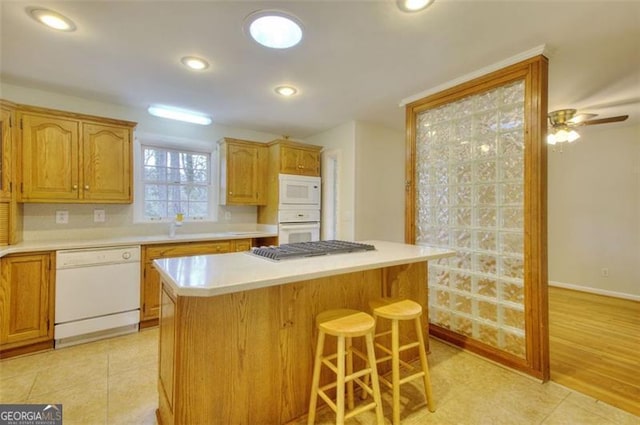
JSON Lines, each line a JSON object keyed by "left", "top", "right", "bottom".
{"left": 308, "top": 309, "right": 385, "bottom": 425}
{"left": 373, "top": 299, "right": 435, "bottom": 425}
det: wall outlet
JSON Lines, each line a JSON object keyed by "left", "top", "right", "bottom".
{"left": 224, "top": 211, "right": 232, "bottom": 221}
{"left": 55, "top": 210, "right": 69, "bottom": 224}
{"left": 94, "top": 209, "right": 106, "bottom": 223}
{"left": 601, "top": 268, "right": 609, "bottom": 278}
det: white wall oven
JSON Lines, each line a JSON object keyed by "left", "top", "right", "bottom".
{"left": 279, "top": 174, "right": 321, "bottom": 209}
{"left": 278, "top": 210, "right": 321, "bottom": 244}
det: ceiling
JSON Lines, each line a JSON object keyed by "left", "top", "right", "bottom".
{"left": 1, "top": 1, "right": 639, "bottom": 139}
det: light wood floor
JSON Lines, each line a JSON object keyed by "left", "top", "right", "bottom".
{"left": 549, "top": 286, "right": 640, "bottom": 416}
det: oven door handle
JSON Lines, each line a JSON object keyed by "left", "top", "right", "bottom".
{"left": 279, "top": 222, "right": 320, "bottom": 230}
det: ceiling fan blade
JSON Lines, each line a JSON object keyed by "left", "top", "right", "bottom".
{"left": 568, "top": 113, "right": 598, "bottom": 124}
{"left": 575, "top": 115, "right": 629, "bottom": 126}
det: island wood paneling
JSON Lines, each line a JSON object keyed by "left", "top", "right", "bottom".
{"left": 157, "top": 261, "right": 428, "bottom": 425}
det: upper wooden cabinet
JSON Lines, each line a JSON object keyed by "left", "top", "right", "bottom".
{"left": 218, "top": 138, "right": 267, "bottom": 205}
{"left": 0, "top": 101, "right": 15, "bottom": 200}
{"left": 0, "top": 100, "right": 23, "bottom": 246}
{"left": 272, "top": 140, "right": 321, "bottom": 177}
{"left": 17, "top": 105, "right": 136, "bottom": 203}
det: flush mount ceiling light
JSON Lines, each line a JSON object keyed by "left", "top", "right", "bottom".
{"left": 27, "top": 7, "right": 76, "bottom": 31}
{"left": 396, "top": 0, "right": 435, "bottom": 13}
{"left": 180, "top": 56, "right": 209, "bottom": 71}
{"left": 275, "top": 85, "right": 298, "bottom": 97}
{"left": 148, "top": 105, "right": 212, "bottom": 125}
{"left": 245, "top": 10, "right": 303, "bottom": 49}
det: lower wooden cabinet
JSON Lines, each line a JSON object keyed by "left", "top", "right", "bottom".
{"left": 140, "top": 239, "right": 252, "bottom": 326}
{"left": 0, "top": 252, "right": 54, "bottom": 358}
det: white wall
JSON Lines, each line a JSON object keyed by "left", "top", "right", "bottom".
{"left": 307, "top": 121, "right": 356, "bottom": 241}
{"left": 2, "top": 82, "right": 281, "bottom": 241}
{"left": 354, "top": 121, "right": 404, "bottom": 242}
{"left": 548, "top": 123, "right": 640, "bottom": 299}
{"left": 307, "top": 120, "right": 405, "bottom": 243}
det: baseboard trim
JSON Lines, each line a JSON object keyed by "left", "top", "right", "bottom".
{"left": 549, "top": 280, "right": 640, "bottom": 302}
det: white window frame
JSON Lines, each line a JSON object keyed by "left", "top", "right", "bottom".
{"left": 133, "top": 134, "right": 218, "bottom": 223}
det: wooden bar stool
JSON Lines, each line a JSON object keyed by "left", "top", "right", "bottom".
{"left": 373, "top": 299, "right": 435, "bottom": 425}
{"left": 308, "top": 309, "right": 385, "bottom": 425}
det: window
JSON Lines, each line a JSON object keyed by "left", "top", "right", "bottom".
{"left": 142, "top": 145, "right": 211, "bottom": 220}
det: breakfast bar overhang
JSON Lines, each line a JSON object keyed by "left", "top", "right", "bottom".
{"left": 153, "top": 240, "right": 454, "bottom": 425}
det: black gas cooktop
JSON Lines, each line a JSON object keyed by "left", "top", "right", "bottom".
{"left": 250, "top": 240, "right": 375, "bottom": 261}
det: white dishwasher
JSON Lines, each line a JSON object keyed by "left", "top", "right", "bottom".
{"left": 55, "top": 245, "right": 141, "bottom": 348}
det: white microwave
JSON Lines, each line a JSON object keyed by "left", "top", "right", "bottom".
{"left": 279, "top": 174, "right": 321, "bottom": 209}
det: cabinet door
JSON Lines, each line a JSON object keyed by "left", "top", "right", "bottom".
{"left": 0, "top": 253, "right": 52, "bottom": 346}
{"left": 20, "top": 114, "right": 79, "bottom": 201}
{"left": 82, "top": 122, "right": 132, "bottom": 202}
{"left": 297, "top": 149, "right": 321, "bottom": 177}
{"left": 142, "top": 262, "right": 161, "bottom": 321}
{"left": 280, "top": 145, "right": 301, "bottom": 175}
{"left": 0, "top": 107, "right": 13, "bottom": 200}
{"left": 227, "top": 143, "right": 266, "bottom": 205}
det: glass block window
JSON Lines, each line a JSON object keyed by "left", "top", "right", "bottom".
{"left": 142, "top": 146, "right": 211, "bottom": 220}
{"left": 416, "top": 80, "right": 526, "bottom": 358}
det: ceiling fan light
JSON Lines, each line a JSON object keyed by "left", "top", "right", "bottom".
{"left": 567, "top": 130, "right": 580, "bottom": 142}
{"left": 547, "top": 133, "right": 557, "bottom": 145}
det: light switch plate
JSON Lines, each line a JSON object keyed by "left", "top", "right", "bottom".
{"left": 55, "top": 210, "right": 69, "bottom": 224}
{"left": 94, "top": 209, "right": 106, "bottom": 223}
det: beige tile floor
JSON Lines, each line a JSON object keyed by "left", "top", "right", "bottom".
{"left": 1, "top": 329, "right": 638, "bottom": 425}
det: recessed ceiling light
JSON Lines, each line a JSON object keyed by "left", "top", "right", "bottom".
{"left": 397, "top": 0, "right": 435, "bottom": 13}
{"left": 27, "top": 7, "right": 76, "bottom": 31}
{"left": 148, "top": 105, "right": 212, "bottom": 126}
{"left": 245, "top": 10, "right": 303, "bottom": 49}
{"left": 275, "top": 85, "right": 298, "bottom": 97}
{"left": 181, "top": 56, "right": 209, "bottom": 71}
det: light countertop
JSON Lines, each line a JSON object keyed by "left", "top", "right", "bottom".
{"left": 0, "top": 229, "right": 278, "bottom": 258}
{"left": 154, "top": 240, "right": 455, "bottom": 297}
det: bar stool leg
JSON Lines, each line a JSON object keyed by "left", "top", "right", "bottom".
{"left": 365, "top": 332, "right": 385, "bottom": 425}
{"left": 414, "top": 317, "right": 435, "bottom": 412}
{"left": 336, "top": 336, "right": 346, "bottom": 425}
{"left": 346, "top": 336, "right": 355, "bottom": 410}
{"left": 391, "top": 319, "right": 401, "bottom": 425}
{"left": 308, "top": 331, "right": 325, "bottom": 425}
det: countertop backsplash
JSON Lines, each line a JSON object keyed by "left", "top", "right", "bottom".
{"left": 23, "top": 203, "right": 261, "bottom": 242}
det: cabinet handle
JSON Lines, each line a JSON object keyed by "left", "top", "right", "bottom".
{"left": 72, "top": 184, "right": 78, "bottom": 190}
{"left": 297, "top": 165, "right": 303, "bottom": 169}
{"left": 229, "top": 191, "right": 233, "bottom": 195}
{"left": 84, "top": 185, "right": 90, "bottom": 190}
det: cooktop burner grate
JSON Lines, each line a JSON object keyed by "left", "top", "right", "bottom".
{"left": 250, "top": 240, "right": 375, "bottom": 261}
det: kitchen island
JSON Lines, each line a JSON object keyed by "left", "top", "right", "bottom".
{"left": 153, "top": 240, "right": 454, "bottom": 425}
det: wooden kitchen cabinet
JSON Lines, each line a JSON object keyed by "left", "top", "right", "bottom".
{"left": 218, "top": 138, "right": 267, "bottom": 205}
{"left": 0, "top": 252, "right": 54, "bottom": 358}
{"left": 18, "top": 104, "right": 136, "bottom": 203}
{"left": 0, "top": 100, "right": 23, "bottom": 246}
{"left": 273, "top": 140, "right": 321, "bottom": 177}
{"left": 140, "top": 239, "right": 251, "bottom": 326}
{"left": 0, "top": 101, "right": 15, "bottom": 200}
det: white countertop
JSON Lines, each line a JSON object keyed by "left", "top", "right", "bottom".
{"left": 154, "top": 240, "right": 455, "bottom": 297}
{"left": 0, "top": 229, "right": 278, "bottom": 258}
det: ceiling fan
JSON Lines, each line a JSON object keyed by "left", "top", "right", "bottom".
{"left": 547, "top": 108, "right": 629, "bottom": 145}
